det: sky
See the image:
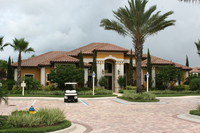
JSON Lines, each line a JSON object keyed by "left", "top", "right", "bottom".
{"left": 0, "top": 0, "right": 200, "bottom": 67}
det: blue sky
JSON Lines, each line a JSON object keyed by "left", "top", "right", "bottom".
{"left": 0, "top": 0, "right": 199, "bottom": 67}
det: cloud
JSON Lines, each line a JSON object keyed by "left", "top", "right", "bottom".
{"left": 0, "top": 0, "right": 199, "bottom": 67}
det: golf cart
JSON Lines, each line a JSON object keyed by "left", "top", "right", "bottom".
{"left": 64, "top": 82, "right": 78, "bottom": 102}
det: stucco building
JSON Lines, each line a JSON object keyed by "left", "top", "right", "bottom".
{"left": 12, "top": 42, "right": 191, "bottom": 92}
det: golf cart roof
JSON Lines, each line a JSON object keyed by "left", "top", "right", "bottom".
{"left": 65, "top": 82, "right": 77, "bottom": 85}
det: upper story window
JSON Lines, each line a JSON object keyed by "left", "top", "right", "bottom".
{"left": 24, "top": 74, "right": 34, "bottom": 79}
{"left": 105, "top": 63, "right": 112, "bottom": 73}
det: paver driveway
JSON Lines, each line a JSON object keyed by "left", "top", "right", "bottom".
{"left": 1, "top": 96, "right": 200, "bottom": 133}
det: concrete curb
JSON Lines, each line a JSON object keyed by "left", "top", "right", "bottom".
{"left": 48, "top": 122, "right": 87, "bottom": 133}
{"left": 177, "top": 113, "right": 200, "bottom": 123}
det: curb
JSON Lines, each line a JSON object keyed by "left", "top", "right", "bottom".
{"left": 48, "top": 122, "right": 86, "bottom": 133}
{"left": 177, "top": 113, "right": 200, "bottom": 123}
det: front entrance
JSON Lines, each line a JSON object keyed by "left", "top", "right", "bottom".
{"left": 105, "top": 76, "right": 112, "bottom": 90}
{"left": 104, "top": 61, "right": 114, "bottom": 91}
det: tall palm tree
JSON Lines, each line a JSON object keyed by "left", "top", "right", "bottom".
{"left": 0, "top": 37, "right": 8, "bottom": 51}
{"left": 8, "top": 38, "right": 34, "bottom": 89}
{"left": 100, "top": 0, "right": 175, "bottom": 93}
{"left": 195, "top": 40, "right": 200, "bottom": 56}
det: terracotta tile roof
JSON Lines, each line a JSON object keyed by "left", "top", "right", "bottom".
{"left": 50, "top": 55, "right": 79, "bottom": 63}
{"left": 140, "top": 55, "right": 191, "bottom": 70}
{"left": 190, "top": 67, "right": 200, "bottom": 73}
{"left": 174, "top": 63, "right": 192, "bottom": 70}
{"left": 68, "top": 42, "right": 128, "bottom": 56}
{"left": 141, "top": 55, "right": 174, "bottom": 67}
{"left": 12, "top": 51, "right": 75, "bottom": 67}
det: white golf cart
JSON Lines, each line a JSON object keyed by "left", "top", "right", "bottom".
{"left": 64, "top": 82, "right": 78, "bottom": 102}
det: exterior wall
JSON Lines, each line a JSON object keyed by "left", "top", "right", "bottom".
{"left": 21, "top": 68, "right": 40, "bottom": 81}
{"left": 97, "top": 52, "right": 124, "bottom": 59}
{"left": 45, "top": 67, "right": 54, "bottom": 86}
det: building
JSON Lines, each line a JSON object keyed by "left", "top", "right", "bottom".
{"left": 190, "top": 67, "right": 200, "bottom": 76}
{"left": 12, "top": 42, "right": 191, "bottom": 92}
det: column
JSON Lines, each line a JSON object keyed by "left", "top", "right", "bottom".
{"left": 96, "top": 60, "right": 105, "bottom": 86}
{"left": 152, "top": 67, "right": 156, "bottom": 87}
{"left": 14, "top": 68, "right": 17, "bottom": 81}
{"left": 115, "top": 61, "right": 124, "bottom": 92}
{"left": 41, "top": 67, "right": 45, "bottom": 86}
{"left": 84, "top": 68, "right": 88, "bottom": 87}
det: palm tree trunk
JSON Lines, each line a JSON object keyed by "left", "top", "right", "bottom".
{"left": 133, "top": 38, "right": 144, "bottom": 93}
{"left": 17, "top": 52, "right": 21, "bottom": 90}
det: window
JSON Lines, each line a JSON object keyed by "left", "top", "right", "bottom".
{"left": 105, "top": 63, "right": 112, "bottom": 73}
{"left": 24, "top": 74, "right": 34, "bottom": 79}
{"left": 47, "top": 74, "right": 50, "bottom": 82}
{"left": 144, "top": 75, "right": 147, "bottom": 82}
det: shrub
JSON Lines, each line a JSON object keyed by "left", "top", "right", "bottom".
{"left": 117, "top": 75, "right": 126, "bottom": 89}
{"left": 78, "top": 91, "right": 93, "bottom": 95}
{"left": 24, "top": 77, "right": 41, "bottom": 90}
{"left": 190, "top": 110, "right": 200, "bottom": 116}
{"left": 173, "top": 85, "right": 190, "bottom": 91}
{"left": 98, "top": 76, "right": 107, "bottom": 87}
{"left": 44, "top": 85, "right": 54, "bottom": 91}
{"left": 1, "top": 80, "right": 16, "bottom": 90}
{"left": 95, "top": 87, "right": 112, "bottom": 95}
{"left": 125, "top": 85, "right": 137, "bottom": 90}
{"left": 77, "top": 87, "right": 92, "bottom": 92}
{"left": 189, "top": 78, "right": 200, "bottom": 90}
{"left": 122, "top": 92, "right": 156, "bottom": 101}
{"left": 119, "top": 89, "right": 124, "bottom": 93}
{"left": 197, "top": 105, "right": 200, "bottom": 112}
{"left": 7, "top": 108, "right": 65, "bottom": 128}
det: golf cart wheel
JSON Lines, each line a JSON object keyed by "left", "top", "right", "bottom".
{"left": 64, "top": 99, "right": 67, "bottom": 103}
{"left": 75, "top": 99, "right": 78, "bottom": 102}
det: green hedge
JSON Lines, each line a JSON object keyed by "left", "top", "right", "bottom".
{"left": 121, "top": 92, "right": 159, "bottom": 102}
{"left": 0, "top": 120, "right": 71, "bottom": 133}
{"left": 189, "top": 110, "right": 200, "bottom": 116}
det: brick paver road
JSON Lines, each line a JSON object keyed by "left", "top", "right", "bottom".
{"left": 1, "top": 96, "right": 200, "bottom": 133}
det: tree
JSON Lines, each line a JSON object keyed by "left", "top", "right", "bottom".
{"left": 8, "top": 38, "right": 34, "bottom": 89}
{"left": 186, "top": 55, "right": 189, "bottom": 67}
{"left": 100, "top": 0, "right": 175, "bottom": 93}
{"left": 79, "top": 51, "right": 84, "bottom": 87}
{"left": 49, "top": 65, "right": 83, "bottom": 90}
{"left": 128, "top": 49, "right": 133, "bottom": 85}
{"left": 195, "top": 40, "right": 200, "bottom": 56}
{"left": 0, "top": 60, "right": 7, "bottom": 80}
{"left": 147, "top": 49, "right": 152, "bottom": 88}
{"left": 155, "top": 65, "right": 183, "bottom": 90}
{"left": 92, "top": 51, "right": 97, "bottom": 85}
{"left": 7, "top": 56, "right": 14, "bottom": 80}
{"left": 0, "top": 37, "right": 8, "bottom": 51}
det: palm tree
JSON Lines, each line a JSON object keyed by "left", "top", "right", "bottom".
{"left": 8, "top": 38, "right": 34, "bottom": 89}
{"left": 0, "top": 37, "right": 8, "bottom": 51}
{"left": 100, "top": 0, "right": 175, "bottom": 93}
{"left": 195, "top": 40, "right": 200, "bottom": 56}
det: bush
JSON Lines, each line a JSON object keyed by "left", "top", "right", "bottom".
{"left": 98, "top": 76, "right": 107, "bottom": 87}
{"left": 122, "top": 92, "right": 156, "bottom": 101}
{"left": 95, "top": 87, "right": 112, "bottom": 95}
{"left": 77, "top": 87, "right": 92, "bottom": 92}
{"left": 44, "top": 85, "right": 54, "bottom": 91}
{"left": 78, "top": 91, "right": 93, "bottom": 95}
{"left": 7, "top": 108, "right": 65, "bottom": 128}
{"left": 24, "top": 77, "right": 41, "bottom": 90}
{"left": 1, "top": 80, "right": 16, "bottom": 90}
{"left": 125, "top": 85, "right": 137, "bottom": 90}
{"left": 173, "top": 85, "right": 190, "bottom": 91}
{"left": 117, "top": 75, "right": 126, "bottom": 89}
{"left": 190, "top": 110, "right": 200, "bottom": 116}
{"left": 119, "top": 89, "right": 124, "bottom": 93}
{"left": 189, "top": 78, "right": 200, "bottom": 90}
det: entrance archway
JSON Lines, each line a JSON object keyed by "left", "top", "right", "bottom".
{"left": 104, "top": 60, "right": 115, "bottom": 91}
